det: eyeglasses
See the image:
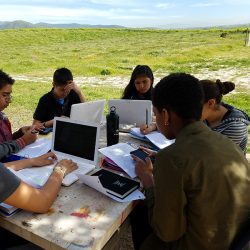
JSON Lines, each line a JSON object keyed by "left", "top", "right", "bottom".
{"left": 0, "top": 93, "right": 12, "bottom": 100}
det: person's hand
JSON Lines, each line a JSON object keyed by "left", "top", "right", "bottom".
{"left": 21, "top": 126, "right": 38, "bottom": 145}
{"left": 139, "top": 146, "right": 157, "bottom": 157}
{"left": 54, "top": 159, "right": 78, "bottom": 177}
{"left": 132, "top": 155, "right": 154, "bottom": 188}
{"left": 140, "top": 123, "right": 157, "bottom": 135}
{"left": 31, "top": 152, "right": 57, "bottom": 167}
{"left": 20, "top": 126, "right": 32, "bottom": 134}
{"left": 64, "top": 80, "right": 81, "bottom": 96}
{"left": 33, "top": 123, "right": 45, "bottom": 131}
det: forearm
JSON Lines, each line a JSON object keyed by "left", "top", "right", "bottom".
{"left": 77, "top": 91, "right": 85, "bottom": 103}
{"left": 38, "top": 171, "right": 64, "bottom": 212}
{"left": 4, "top": 170, "right": 63, "bottom": 213}
{"left": 44, "top": 119, "right": 54, "bottom": 128}
{"left": 5, "top": 158, "right": 34, "bottom": 170}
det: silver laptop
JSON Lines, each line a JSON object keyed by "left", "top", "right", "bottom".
{"left": 52, "top": 117, "right": 100, "bottom": 186}
{"left": 108, "top": 99, "right": 152, "bottom": 129}
{"left": 70, "top": 100, "right": 105, "bottom": 124}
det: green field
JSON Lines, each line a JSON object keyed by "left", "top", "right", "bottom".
{"left": 0, "top": 28, "right": 249, "bottom": 152}
{"left": 0, "top": 28, "right": 249, "bottom": 76}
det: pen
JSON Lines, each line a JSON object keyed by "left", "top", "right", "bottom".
{"left": 31, "top": 130, "right": 39, "bottom": 134}
{"left": 146, "top": 109, "right": 148, "bottom": 128}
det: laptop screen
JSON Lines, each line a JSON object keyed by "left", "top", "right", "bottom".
{"left": 108, "top": 99, "right": 152, "bottom": 126}
{"left": 54, "top": 120, "right": 97, "bottom": 161}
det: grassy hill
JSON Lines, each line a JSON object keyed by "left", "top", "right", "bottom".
{"left": 0, "top": 28, "right": 249, "bottom": 77}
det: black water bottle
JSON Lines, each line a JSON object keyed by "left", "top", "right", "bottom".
{"left": 106, "top": 106, "right": 119, "bottom": 146}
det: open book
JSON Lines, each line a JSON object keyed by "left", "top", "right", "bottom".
{"left": 130, "top": 128, "right": 175, "bottom": 149}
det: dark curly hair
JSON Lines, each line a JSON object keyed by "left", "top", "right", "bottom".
{"left": 153, "top": 73, "right": 204, "bottom": 121}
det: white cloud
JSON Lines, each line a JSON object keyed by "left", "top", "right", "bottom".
{"left": 88, "top": 0, "right": 137, "bottom": 7}
{"left": 0, "top": 5, "right": 115, "bottom": 23}
{"left": 222, "top": 0, "right": 250, "bottom": 4}
{"left": 155, "top": 3, "right": 176, "bottom": 9}
{"left": 191, "top": 2, "right": 220, "bottom": 7}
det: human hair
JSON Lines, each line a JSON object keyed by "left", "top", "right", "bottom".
{"left": 0, "top": 70, "right": 15, "bottom": 90}
{"left": 122, "top": 65, "right": 154, "bottom": 99}
{"left": 199, "top": 79, "right": 235, "bottom": 104}
{"left": 53, "top": 68, "right": 73, "bottom": 86}
{"left": 153, "top": 73, "right": 204, "bottom": 121}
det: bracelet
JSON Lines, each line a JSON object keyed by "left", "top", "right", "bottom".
{"left": 54, "top": 165, "right": 67, "bottom": 178}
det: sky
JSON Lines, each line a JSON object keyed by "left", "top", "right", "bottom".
{"left": 0, "top": 0, "right": 249, "bottom": 28}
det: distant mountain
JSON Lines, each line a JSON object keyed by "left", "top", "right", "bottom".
{"left": 0, "top": 20, "right": 125, "bottom": 29}
{"left": 0, "top": 20, "right": 249, "bottom": 30}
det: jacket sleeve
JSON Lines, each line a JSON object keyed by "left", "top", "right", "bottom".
{"left": 146, "top": 153, "right": 187, "bottom": 242}
{"left": 0, "top": 140, "right": 23, "bottom": 159}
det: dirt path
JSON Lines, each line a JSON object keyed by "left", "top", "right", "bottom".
{"left": 13, "top": 67, "right": 250, "bottom": 91}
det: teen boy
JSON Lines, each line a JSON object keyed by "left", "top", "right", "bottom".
{"left": 33, "top": 67, "right": 85, "bottom": 128}
{"left": 0, "top": 70, "right": 38, "bottom": 158}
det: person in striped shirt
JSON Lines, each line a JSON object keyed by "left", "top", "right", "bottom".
{"left": 200, "top": 79, "right": 250, "bottom": 154}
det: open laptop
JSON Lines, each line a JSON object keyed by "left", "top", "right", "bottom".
{"left": 52, "top": 117, "right": 100, "bottom": 186}
{"left": 108, "top": 99, "right": 153, "bottom": 131}
{"left": 70, "top": 100, "right": 105, "bottom": 124}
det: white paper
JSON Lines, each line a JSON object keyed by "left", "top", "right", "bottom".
{"left": 77, "top": 174, "right": 145, "bottom": 202}
{"left": 14, "top": 165, "right": 54, "bottom": 188}
{"left": 16, "top": 138, "right": 52, "bottom": 158}
{"left": 130, "top": 127, "right": 175, "bottom": 149}
{"left": 130, "top": 127, "right": 146, "bottom": 139}
{"left": 98, "top": 143, "right": 136, "bottom": 178}
{"left": 145, "top": 131, "right": 175, "bottom": 149}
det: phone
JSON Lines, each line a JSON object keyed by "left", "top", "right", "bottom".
{"left": 39, "top": 127, "right": 53, "bottom": 135}
{"left": 130, "top": 149, "right": 151, "bottom": 161}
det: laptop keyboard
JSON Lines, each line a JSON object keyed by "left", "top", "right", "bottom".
{"left": 55, "top": 156, "right": 94, "bottom": 175}
{"left": 73, "top": 162, "right": 95, "bottom": 175}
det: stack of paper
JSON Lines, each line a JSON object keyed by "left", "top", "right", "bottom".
{"left": 16, "top": 138, "right": 52, "bottom": 158}
{"left": 99, "top": 143, "right": 137, "bottom": 178}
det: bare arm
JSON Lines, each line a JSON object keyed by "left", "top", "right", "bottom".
{"left": 4, "top": 159, "right": 77, "bottom": 213}
{"left": 33, "top": 119, "right": 54, "bottom": 128}
{"left": 4, "top": 152, "right": 57, "bottom": 171}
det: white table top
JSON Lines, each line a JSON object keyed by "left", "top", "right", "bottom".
{"left": 0, "top": 126, "right": 142, "bottom": 250}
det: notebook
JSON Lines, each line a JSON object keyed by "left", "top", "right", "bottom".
{"left": 70, "top": 100, "right": 105, "bottom": 124}
{"left": 108, "top": 99, "right": 152, "bottom": 129}
{"left": 51, "top": 117, "right": 100, "bottom": 186}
